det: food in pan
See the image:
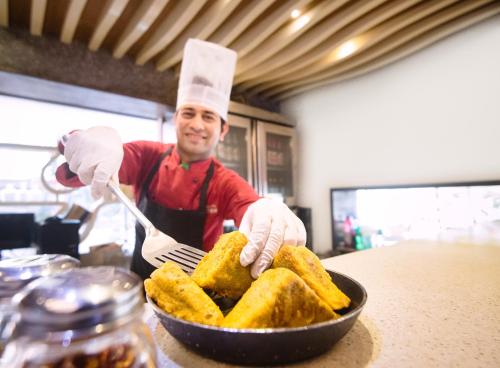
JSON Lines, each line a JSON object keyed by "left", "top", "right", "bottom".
{"left": 222, "top": 268, "right": 338, "bottom": 328}
{"left": 21, "top": 344, "right": 149, "bottom": 368}
{"left": 144, "top": 262, "right": 223, "bottom": 326}
{"left": 272, "top": 245, "right": 351, "bottom": 310}
{"left": 191, "top": 231, "right": 253, "bottom": 299}
{"left": 147, "top": 231, "right": 352, "bottom": 329}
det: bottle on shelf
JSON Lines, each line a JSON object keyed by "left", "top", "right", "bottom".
{"left": 354, "top": 225, "right": 365, "bottom": 250}
{"left": 343, "top": 216, "right": 353, "bottom": 248}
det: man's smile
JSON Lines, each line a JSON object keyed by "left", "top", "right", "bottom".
{"left": 185, "top": 132, "right": 206, "bottom": 142}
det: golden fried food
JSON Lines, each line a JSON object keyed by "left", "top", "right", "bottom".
{"left": 222, "top": 268, "right": 338, "bottom": 329}
{"left": 145, "top": 261, "right": 223, "bottom": 326}
{"left": 191, "top": 231, "right": 253, "bottom": 299}
{"left": 273, "top": 245, "right": 350, "bottom": 310}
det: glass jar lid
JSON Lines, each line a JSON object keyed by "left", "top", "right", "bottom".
{"left": 13, "top": 266, "right": 143, "bottom": 340}
{"left": 0, "top": 254, "right": 80, "bottom": 299}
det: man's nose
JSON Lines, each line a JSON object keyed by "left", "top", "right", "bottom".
{"left": 190, "top": 114, "right": 204, "bottom": 130}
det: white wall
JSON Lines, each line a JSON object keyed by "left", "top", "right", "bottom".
{"left": 282, "top": 16, "right": 500, "bottom": 254}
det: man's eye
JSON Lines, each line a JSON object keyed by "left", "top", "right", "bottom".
{"left": 204, "top": 114, "right": 216, "bottom": 122}
{"left": 182, "top": 112, "right": 194, "bottom": 118}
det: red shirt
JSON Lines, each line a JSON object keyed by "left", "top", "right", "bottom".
{"left": 57, "top": 141, "right": 259, "bottom": 250}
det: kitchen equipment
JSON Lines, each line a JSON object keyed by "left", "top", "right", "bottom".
{"left": 256, "top": 121, "right": 297, "bottom": 204}
{"left": 2, "top": 266, "right": 156, "bottom": 367}
{"left": 0, "top": 213, "right": 35, "bottom": 250}
{"left": 215, "top": 115, "right": 297, "bottom": 205}
{"left": 107, "top": 181, "right": 206, "bottom": 273}
{"left": 37, "top": 217, "right": 80, "bottom": 258}
{"left": 148, "top": 269, "right": 367, "bottom": 366}
{"left": 0, "top": 254, "right": 79, "bottom": 355}
{"left": 215, "top": 114, "right": 253, "bottom": 184}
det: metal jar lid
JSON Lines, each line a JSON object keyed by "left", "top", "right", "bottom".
{"left": 13, "top": 266, "right": 143, "bottom": 341}
{"left": 0, "top": 254, "right": 80, "bottom": 300}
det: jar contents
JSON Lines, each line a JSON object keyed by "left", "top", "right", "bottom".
{"left": 22, "top": 343, "right": 149, "bottom": 368}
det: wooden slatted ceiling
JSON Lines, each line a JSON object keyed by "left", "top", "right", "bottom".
{"left": 113, "top": 0, "right": 170, "bottom": 58}
{"left": 277, "top": 1, "right": 500, "bottom": 100}
{"left": 254, "top": 0, "right": 492, "bottom": 97}
{"left": 2, "top": 0, "right": 499, "bottom": 102}
{"left": 30, "top": 0, "right": 47, "bottom": 36}
{"left": 155, "top": 0, "right": 244, "bottom": 71}
{"left": 135, "top": 0, "right": 208, "bottom": 65}
{"left": 88, "top": 0, "right": 129, "bottom": 51}
{"left": 0, "top": 0, "right": 8, "bottom": 27}
{"left": 60, "top": 0, "right": 87, "bottom": 43}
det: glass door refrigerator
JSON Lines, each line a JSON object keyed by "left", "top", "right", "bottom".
{"left": 255, "top": 120, "right": 297, "bottom": 206}
{"left": 216, "top": 116, "right": 302, "bottom": 238}
{"left": 215, "top": 114, "right": 254, "bottom": 186}
{"left": 215, "top": 114, "right": 253, "bottom": 232}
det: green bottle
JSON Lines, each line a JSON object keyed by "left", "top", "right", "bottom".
{"left": 354, "top": 227, "right": 364, "bottom": 250}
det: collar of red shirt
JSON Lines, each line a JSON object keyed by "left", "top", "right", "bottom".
{"left": 165, "top": 145, "right": 215, "bottom": 173}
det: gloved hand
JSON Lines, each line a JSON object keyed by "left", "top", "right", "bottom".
{"left": 63, "top": 126, "right": 124, "bottom": 199}
{"left": 239, "top": 198, "right": 307, "bottom": 278}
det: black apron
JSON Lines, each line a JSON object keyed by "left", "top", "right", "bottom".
{"left": 131, "top": 147, "right": 215, "bottom": 280}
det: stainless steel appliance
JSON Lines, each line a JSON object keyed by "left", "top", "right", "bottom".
{"left": 255, "top": 120, "right": 297, "bottom": 205}
{"left": 215, "top": 114, "right": 253, "bottom": 185}
{"left": 215, "top": 114, "right": 297, "bottom": 206}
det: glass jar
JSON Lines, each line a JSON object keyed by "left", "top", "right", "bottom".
{"left": 0, "top": 254, "right": 80, "bottom": 300}
{"left": 2, "top": 266, "right": 156, "bottom": 368}
{"left": 0, "top": 254, "right": 80, "bottom": 354}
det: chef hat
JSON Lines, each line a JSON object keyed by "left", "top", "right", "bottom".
{"left": 177, "top": 39, "right": 237, "bottom": 122}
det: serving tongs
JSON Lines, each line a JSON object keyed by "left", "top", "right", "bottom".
{"left": 107, "top": 181, "right": 206, "bottom": 273}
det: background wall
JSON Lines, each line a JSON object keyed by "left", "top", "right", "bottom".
{"left": 281, "top": 16, "right": 500, "bottom": 254}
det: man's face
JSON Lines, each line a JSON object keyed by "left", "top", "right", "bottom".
{"left": 175, "top": 104, "right": 228, "bottom": 162}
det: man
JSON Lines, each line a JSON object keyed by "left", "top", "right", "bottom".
{"left": 56, "top": 39, "right": 306, "bottom": 280}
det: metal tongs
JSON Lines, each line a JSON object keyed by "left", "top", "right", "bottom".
{"left": 58, "top": 135, "right": 205, "bottom": 273}
{"left": 107, "top": 181, "right": 206, "bottom": 273}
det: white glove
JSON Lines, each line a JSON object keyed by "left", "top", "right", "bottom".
{"left": 239, "top": 198, "right": 307, "bottom": 278}
{"left": 64, "top": 126, "right": 123, "bottom": 199}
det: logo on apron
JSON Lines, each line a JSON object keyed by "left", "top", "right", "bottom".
{"left": 206, "top": 204, "right": 218, "bottom": 215}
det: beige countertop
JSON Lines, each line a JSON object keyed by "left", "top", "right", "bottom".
{"left": 145, "top": 241, "right": 500, "bottom": 367}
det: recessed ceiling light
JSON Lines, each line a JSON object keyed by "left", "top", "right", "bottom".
{"left": 337, "top": 40, "right": 358, "bottom": 59}
{"left": 291, "top": 9, "right": 301, "bottom": 19}
{"left": 292, "top": 15, "right": 310, "bottom": 31}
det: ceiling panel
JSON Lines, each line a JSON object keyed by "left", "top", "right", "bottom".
{"left": 2, "top": 0, "right": 499, "bottom": 102}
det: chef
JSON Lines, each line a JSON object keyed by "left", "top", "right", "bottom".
{"left": 56, "top": 39, "right": 306, "bottom": 280}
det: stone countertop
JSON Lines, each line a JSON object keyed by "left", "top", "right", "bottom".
{"left": 144, "top": 241, "right": 500, "bottom": 367}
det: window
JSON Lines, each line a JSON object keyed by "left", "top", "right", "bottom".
{"left": 0, "top": 95, "right": 161, "bottom": 254}
{"left": 331, "top": 182, "right": 500, "bottom": 250}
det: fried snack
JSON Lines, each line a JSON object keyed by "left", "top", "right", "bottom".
{"left": 222, "top": 268, "right": 338, "bottom": 329}
{"left": 145, "top": 261, "right": 223, "bottom": 326}
{"left": 191, "top": 231, "right": 253, "bottom": 299}
{"left": 272, "top": 245, "right": 350, "bottom": 310}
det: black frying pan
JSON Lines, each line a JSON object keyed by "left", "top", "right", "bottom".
{"left": 147, "top": 270, "right": 367, "bottom": 366}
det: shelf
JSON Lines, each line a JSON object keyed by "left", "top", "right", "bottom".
{"left": 266, "top": 165, "right": 290, "bottom": 171}
{"left": 220, "top": 161, "right": 245, "bottom": 169}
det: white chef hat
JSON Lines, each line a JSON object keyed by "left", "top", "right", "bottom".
{"left": 177, "top": 39, "right": 237, "bottom": 122}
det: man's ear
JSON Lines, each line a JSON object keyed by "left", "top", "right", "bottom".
{"left": 220, "top": 122, "right": 229, "bottom": 142}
